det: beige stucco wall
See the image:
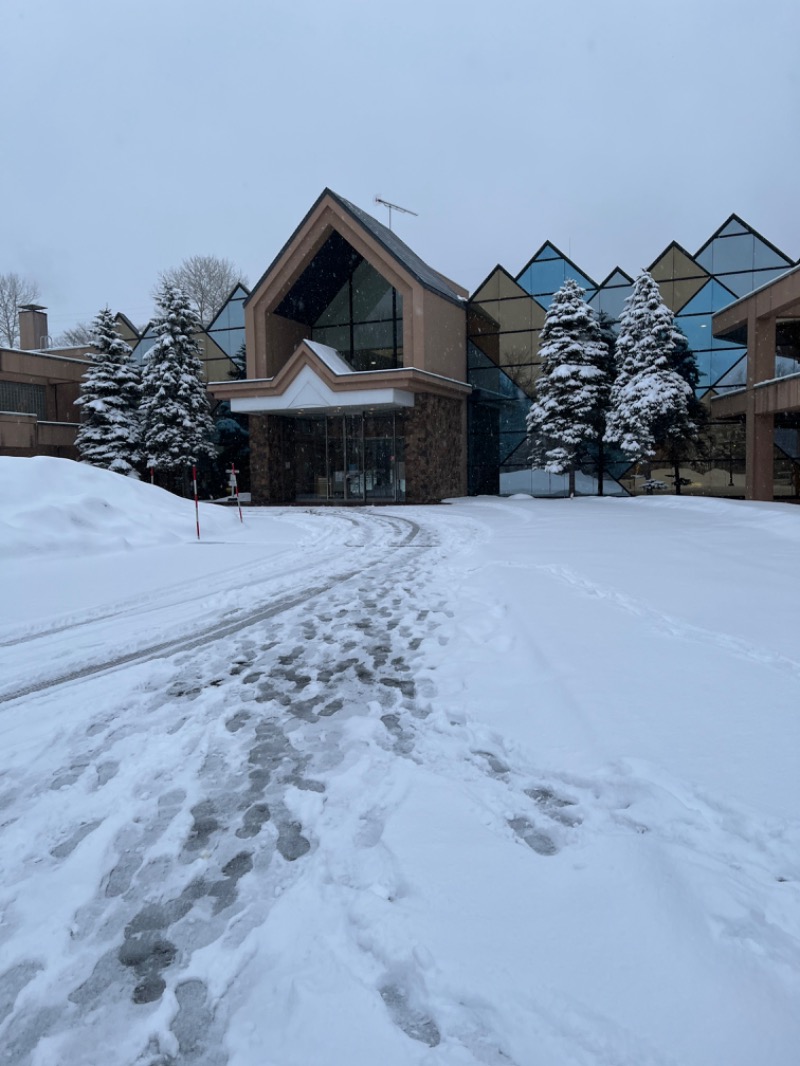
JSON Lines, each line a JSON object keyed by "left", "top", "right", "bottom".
{"left": 418, "top": 288, "right": 467, "bottom": 382}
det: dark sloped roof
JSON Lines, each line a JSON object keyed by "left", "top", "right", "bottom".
{"left": 329, "top": 191, "right": 464, "bottom": 305}
{"left": 246, "top": 189, "right": 465, "bottom": 308}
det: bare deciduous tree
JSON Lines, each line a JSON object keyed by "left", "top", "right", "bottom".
{"left": 54, "top": 322, "right": 95, "bottom": 347}
{"left": 157, "top": 255, "right": 245, "bottom": 327}
{"left": 0, "top": 272, "right": 40, "bottom": 348}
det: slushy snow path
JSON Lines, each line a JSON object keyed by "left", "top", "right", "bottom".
{"left": 0, "top": 458, "right": 799, "bottom": 1065}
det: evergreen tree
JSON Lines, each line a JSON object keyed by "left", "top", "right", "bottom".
{"left": 140, "top": 283, "right": 215, "bottom": 491}
{"left": 594, "top": 310, "right": 618, "bottom": 496}
{"left": 527, "top": 279, "right": 612, "bottom": 496}
{"left": 656, "top": 326, "right": 707, "bottom": 493}
{"left": 605, "top": 271, "right": 693, "bottom": 464}
{"left": 74, "top": 308, "right": 141, "bottom": 475}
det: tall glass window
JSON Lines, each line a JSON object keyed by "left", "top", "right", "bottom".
{"left": 312, "top": 259, "right": 403, "bottom": 371}
{"left": 275, "top": 232, "right": 403, "bottom": 372}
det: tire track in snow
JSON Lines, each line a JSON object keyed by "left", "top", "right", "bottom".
{"left": 0, "top": 511, "right": 424, "bottom": 706}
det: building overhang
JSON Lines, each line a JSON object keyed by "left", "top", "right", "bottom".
{"left": 210, "top": 338, "right": 470, "bottom": 416}
{"left": 231, "top": 363, "right": 415, "bottom": 415}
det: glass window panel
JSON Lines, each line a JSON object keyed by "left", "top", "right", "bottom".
{"left": 715, "top": 271, "right": 755, "bottom": 297}
{"left": 471, "top": 270, "right": 502, "bottom": 302}
{"left": 469, "top": 332, "right": 500, "bottom": 363}
{"left": 354, "top": 321, "right": 393, "bottom": 350}
{"left": 0, "top": 381, "right": 46, "bottom": 417}
{"left": 312, "top": 325, "right": 349, "bottom": 351}
{"left": 315, "top": 280, "right": 350, "bottom": 326}
{"left": 472, "top": 301, "right": 502, "bottom": 332}
{"left": 505, "top": 363, "right": 539, "bottom": 395}
{"left": 675, "top": 315, "right": 712, "bottom": 351}
{"left": 469, "top": 366, "right": 505, "bottom": 392}
{"left": 753, "top": 241, "right": 791, "bottom": 270}
{"left": 709, "top": 348, "right": 745, "bottom": 386}
{"left": 351, "top": 260, "right": 393, "bottom": 321}
{"left": 678, "top": 279, "right": 737, "bottom": 317}
{"left": 692, "top": 350, "right": 712, "bottom": 388}
{"left": 468, "top": 340, "right": 495, "bottom": 369}
{"left": 495, "top": 297, "right": 535, "bottom": 332}
{"left": 499, "top": 332, "right": 535, "bottom": 366}
{"left": 697, "top": 233, "right": 755, "bottom": 274}
{"left": 753, "top": 265, "right": 792, "bottom": 288}
{"left": 499, "top": 431, "right": 529, "bottom": 463}
{"left": 518, "top": 256, "right": 594, "bottom": 299}
{"left": 592, "top": 283, "right": 632, "bottom": 321}
{"left": 713, "top": 356, "right": 747, "bottom": 392}
{"left": 499, "top": 398, "right": 530, "bottom": 436}
{"left": 208, "top": 325, "right": 246, "bottom": 357}
{"left": 719, "top": 219, "right": 749, "bottom": 237}
{"left": 710, "top": 332, "right": 744, "bottom": 353}
{"left": 776, "top": 427, "right": 800, "bottom": 459}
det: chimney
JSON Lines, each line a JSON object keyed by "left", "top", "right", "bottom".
{"left": 19, "top": 304, "right": 49, "bottom": 350}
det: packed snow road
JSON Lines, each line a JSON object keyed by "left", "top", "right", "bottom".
{"left": 0, "top": 509, "right": 428, "bottom": 703}
{"left": 1, "top": 459, "right": 800, "bottom": 1065}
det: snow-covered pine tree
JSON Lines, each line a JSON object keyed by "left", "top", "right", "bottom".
{"left": 656, "top": 325, "right": 707, "bottom": 493}
{"left": 526, "top": 279, "right": 612, "bottom": 496}
{"left": 74, "top": 308, "right": 142, "bottom": 475}
{"left": 605, "top": 271, "right": 693, "bottom": 465}
{"left": 140, "top": 283, "right": 216, "bottom": 492}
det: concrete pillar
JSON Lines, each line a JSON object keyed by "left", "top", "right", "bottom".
{"left": 745, "top": 312, "right": 776, "bottom": 501}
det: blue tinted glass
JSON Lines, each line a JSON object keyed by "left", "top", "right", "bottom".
{"left": 675, "top": 315, "right": 712, "bottom": 351}
{"left": 693, "top": 350, "right": 712, "bottom": 388}
{"left": 500, "top": 433, "right": 531, "bottom": 464}
{"left": 678, "top": 279, "right": 737, "bottom": 316}
{"left": 131, "top": 336, "right": 157, "bottom": 364}
{"left": 719, "top": 219, "right": 749, "bottom": 237}
{"left": 208, "top": 326, "right": 245, "bottom": 357}
{"left": 754, "top": 265, "right": 792, "bottom": 288}
{"left": 517, "top": 257, "right": 570, "bottom": 297}
{"left": 711, "top": 332, "right": 744, "bottom": 352}
{"left": 754, "top": 240, "right": 791, "bottom": 269}
{"left": 207, "top": 287, "right": 248, "bottom": 332}
{"left": 776, "top": 428, "right": 800, "bottom": 459}
{"left": 714, "top": 356, "right": 747, "bottom": 391}
{"left": 697, "top": 233, "right": 755, "bottom": 274}
{"left": 516, "top": 247, "right": 594, "bottom": 300}
{"left": 590, "top": 281, "right": 632, "bottom": 321}
{"left": 716, "top": 271, "right": 755, "bottom": 297}
{"left": 709, "top": 348, "right": 745, "bottom": 385}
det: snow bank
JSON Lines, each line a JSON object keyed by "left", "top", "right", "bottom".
{"left": 0, "top": 456, "right": 237, "bottom": 557}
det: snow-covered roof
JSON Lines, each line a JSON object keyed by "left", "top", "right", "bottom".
{"left": 303, "top": 340, "right": 354, "bottom": 376}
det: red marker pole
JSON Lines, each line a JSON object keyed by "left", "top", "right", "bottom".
{"left": 150, "top": 466, "right": 155, "bottom": 485}
{"left": 192, "top": 465, "right": 200, "bottom": 540}
{"left": 231, "top": 462, "right": 243, "bottom": 523}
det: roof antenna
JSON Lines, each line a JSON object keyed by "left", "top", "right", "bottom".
{"left": 375, "top": 196, "right": 418, "bottom": 231}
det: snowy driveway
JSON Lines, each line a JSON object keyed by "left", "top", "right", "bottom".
{"left": 1, "top": 505, "right": 467, "bottom": 1063}
{"left": 1, "top": 473, "right": 800, "bottom": 1065}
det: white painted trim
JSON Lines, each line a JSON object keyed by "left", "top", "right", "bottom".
{"left": 229, "top": 364, "right": 415, "bottom": 414}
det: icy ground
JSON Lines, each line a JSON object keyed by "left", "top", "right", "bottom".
{"left": 1, "top": 457, "right": 799, "bottom": 1065}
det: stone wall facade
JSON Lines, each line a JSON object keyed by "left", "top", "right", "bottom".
{"left": 250, "top": 414, "right": 296, "bottom": 504}
{"left": 249, "top": 394, "right": 467, "bottom": 505}
{"left": 404, "top": 393, "right": 467, "bottom": 503}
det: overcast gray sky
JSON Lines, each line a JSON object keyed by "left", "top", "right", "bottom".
{"left": 2, "top": 0, "right": 798, "bottom": 336}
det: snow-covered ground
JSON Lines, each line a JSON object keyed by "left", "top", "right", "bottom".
{"left": 1, "top": 457, "right": 798, "bottom": 1066}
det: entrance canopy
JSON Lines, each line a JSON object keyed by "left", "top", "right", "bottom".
{"left": 228, "top": 340, "right": 415, "bottom": 417}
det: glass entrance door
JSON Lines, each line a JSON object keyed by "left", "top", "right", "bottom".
{"left": 294, "top": 412, "right": 405, "bottom": 502}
